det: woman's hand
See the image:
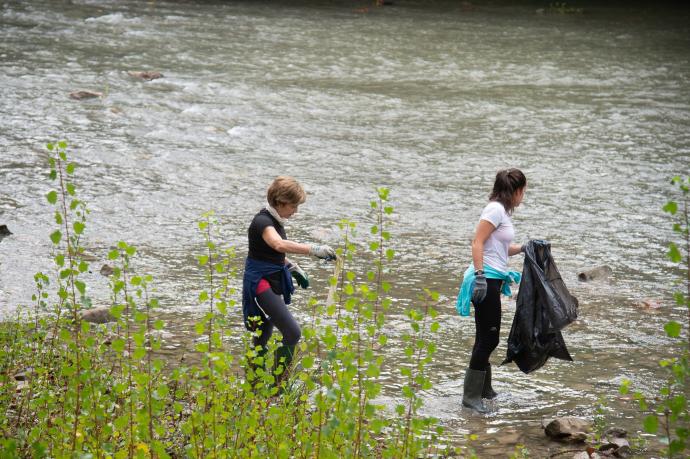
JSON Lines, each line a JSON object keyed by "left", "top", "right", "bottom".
{"left": 472, "top": 273, "right": 488, "bottom": 305}
{"left": 309, "top": 244, "right": 336, "bottom": 261}
{"left": 288, "top": 262, "right": 310, "bottom": 289}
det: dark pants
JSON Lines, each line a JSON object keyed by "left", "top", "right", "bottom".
{"left": 469, "top": 278, "right": 502, "bottom": 371}
{"left": 251, "top": 287, "right": 301, "bottom": 348}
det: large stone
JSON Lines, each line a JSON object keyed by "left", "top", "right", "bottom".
{"left": 0, "top": 225, "right": 11, "bottom": 236}
{"left": 578, "top": 265, "right": 612, "bottom": 282}
{"left": 603, "top": 426, "right": 627, "bottom": 439}
{"left": 545, "top": 416, "right": 592, "bottom": 440}
{"left": 100, "top": 264, "right": 114, "bottom": 276}
{"left": 81, "top": 307, "right": 116, "bottom": 324}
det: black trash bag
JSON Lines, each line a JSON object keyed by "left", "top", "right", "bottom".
{"left": 502, "top": 240, "right": 579, "bottom": 374}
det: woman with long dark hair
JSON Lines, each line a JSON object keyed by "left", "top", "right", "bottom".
{"left": 458, "top": 168, "right": 526, "bottom": 413}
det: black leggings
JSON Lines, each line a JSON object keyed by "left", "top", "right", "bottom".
{"left": 251, "top": 287, "right": 301, "bottom": 348}
{"left": 469, "top": 278, "right": 503, "bottom": 371}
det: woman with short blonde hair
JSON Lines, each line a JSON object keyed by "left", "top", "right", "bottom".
{"left": 242, "top": 176, "right": 336, "bottom": 387}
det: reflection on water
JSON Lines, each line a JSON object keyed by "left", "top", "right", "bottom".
{"left": 1, "top": 0, "right": 689, "bottom": 455}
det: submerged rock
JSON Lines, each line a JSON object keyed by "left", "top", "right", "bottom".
{"left": 637, "top": 298, "right": 662, "bottom": 309}
{"left": 545, "top": 416, "right": 591, "bottom": 441}
{"left": 0, "top": 225, "right": 11, "bottom": 242}
{"left": 69, "top": 90, "right": 103, "bottom": 100}
{"left": 577, "top": 265, "right": 612, "bottom": 282}
{"left": 128, "top": 71, "right": 163, "bottom": 81}
{"left": 100, "top": 264, "right": 114, "bottom": 276}
{"left": 81, "top": 307, "right": 116, "bottom": 324}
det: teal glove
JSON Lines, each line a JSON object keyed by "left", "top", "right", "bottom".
{"left": 288, "top": 262, "right": 309, "bottom": 289}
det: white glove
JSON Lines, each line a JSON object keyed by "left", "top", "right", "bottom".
{"left": 309, "top": 244, "right": 336, "bottom": 261}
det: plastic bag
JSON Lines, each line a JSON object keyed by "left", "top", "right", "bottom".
{"left": 502, "top": 240, "right": 579, "bottom": 374}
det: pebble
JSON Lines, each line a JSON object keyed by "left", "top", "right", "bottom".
{"left": 69, "top": 90, "right": 103, "bottom": 100}
{"left": 128, "top": 71, "right": 163, "bottom": 81}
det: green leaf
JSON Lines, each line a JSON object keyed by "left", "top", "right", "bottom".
{"left": 663, "top": 201, "right": 678, "bottom": 214}
{"left": 54, "top": 212, "right": 63, "bottom": 225}
{"left": 664, "top": 321, "right": 682, "bottom": 338}
{"left": 111, "top": 339, "right": 125, "bottom": 353}
{"left": 74, "top": 280, "right": 86, "bottom": 295}
{"left": 643, "top": 415, "right": 658, "bottom": 433}
{"left": 46, "top": 190, "right": 58, "bottom": 204}
{"left": 668, "top": 243, "right": 682, "bottom": 263}
{"left": 50, "top": 230, "right": 62, "bottom": 245}
{"left": 47, "top": 143, "right": 54, "bottom": 151}
{"left": 199, "top": 291, "right": 208, "bottom": 302}
{"left": 108, "top": 249, "right": 119, "bottom": 260}
{"left": 66, "top": 183, "right": 76, "bottom": 196}
{"left": 384, "top": 206, "right": 393, "bottom": 215}
{"left": 154, "top": 319, "right": 164, "bottom": 330}
{"left": 66, "top": 163, "right": 75, "bottom": 174}
{"left": 302, "top": 356, "right": 314, "bottom": 369}
{"left": 58, "top": 141, "right": 67, "bottom": 149}
{"left": 73, "top": 221, "right": 85, "bottom": 235}
{"left": 198, "top": 255, "right": 209, "bottom": 266}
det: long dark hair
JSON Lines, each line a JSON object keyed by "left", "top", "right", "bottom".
{"left": 489, "top": 168, "right": 526, "bottom": 214}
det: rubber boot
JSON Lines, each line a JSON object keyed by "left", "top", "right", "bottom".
{"left": 462, "top": 368, "right": 488, "bottom": 413}
{"left": 273, "top": 344, "right": 296, "bottom": 386}
{"left": 482, "top": 364, "right": 498, "bottom": 399}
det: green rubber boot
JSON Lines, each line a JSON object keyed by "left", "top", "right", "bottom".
{"left": 482, "top": 364, "right": 498, "bottom": 399}
{"left": 462, "top": 368, "right": 488, "bottom": 413}
{"left": 273, "top": 344, "right": 296, "bottom": 386}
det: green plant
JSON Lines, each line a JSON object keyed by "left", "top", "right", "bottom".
{"left": 510, "top": 443, "right": 530, "bottom": 458}
{"left": 621, "top": 176, "right": 690, "bottom": 458}
{"left": 0, "top": 141, "right": 454, "bottom": 458}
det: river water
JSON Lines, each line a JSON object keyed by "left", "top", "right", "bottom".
{"left": 1, "top": 0, "right": 689, "bottom": 456}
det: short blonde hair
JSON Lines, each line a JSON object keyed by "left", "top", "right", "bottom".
{"left": 267, "top": 176, "right": 307, "bottom": 207}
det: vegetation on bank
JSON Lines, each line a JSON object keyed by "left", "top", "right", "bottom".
{"left": 0, "top": 141, "right": 463, "bottom": 458}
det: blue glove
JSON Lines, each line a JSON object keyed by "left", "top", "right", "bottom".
{"left": 309, "top": 244, "right": 336, "bottom": 261}
{"left": 471, "top": 274, "right": 487, "bottom": 306}
{"left": 288, "top": 262, "right": 309, "bottom": 289}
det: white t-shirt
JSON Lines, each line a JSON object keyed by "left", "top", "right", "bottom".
{"left": 479, "top": 201, "right": 514, "bottom": 273}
